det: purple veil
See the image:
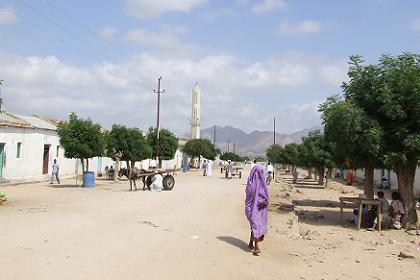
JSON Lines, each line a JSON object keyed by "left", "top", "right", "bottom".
{"left": 245, "top": 165, "right": 269, "bottom": 239}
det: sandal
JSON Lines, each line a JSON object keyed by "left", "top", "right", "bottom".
{"left": 252, "top": 249, "right": 261, "bottom": 256}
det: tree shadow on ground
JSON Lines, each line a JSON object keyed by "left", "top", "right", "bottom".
{"left": 292, "top": 199, "right": 354, "bottom": 209}
{"left": 294, "top": 208, "right": 356, "bottom": 228}
{"left": 48, "top": 184, "right": 80, "bottom": 188}
{"left": 217, "top": 236, "right": 250, "bottom": 252}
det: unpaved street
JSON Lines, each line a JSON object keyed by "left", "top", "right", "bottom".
{"left": 0, "top": 169, "right": 419, "bottom": 280}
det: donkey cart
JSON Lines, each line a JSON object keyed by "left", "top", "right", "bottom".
{"left": 119, "top": 168, "right": 177, "bottom": 191}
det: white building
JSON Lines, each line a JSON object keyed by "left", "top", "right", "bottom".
{"left": 191, "top": 82, "right": 201, "bottom": 139}
{"left": 0, "top": 111, "right": 113, "bottom": 183}
{"left": 353, "top": 168, "right": 420, "bottom": 197}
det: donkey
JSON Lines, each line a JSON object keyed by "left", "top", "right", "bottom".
{"left": 118, "top": 167, "right": 149, "bottom": 191}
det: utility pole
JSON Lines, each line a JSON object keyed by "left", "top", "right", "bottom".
{"left": 273, "top": 117, "right": 276, "bottom": 146}
{"left": 154, "top": 76, "right": 165, "bottom": 168}
{"left": 227, "top": 138, "right": 230, "bottom": 152}
{"left": 213, "top": 125, "right": 216, "bottom": 144}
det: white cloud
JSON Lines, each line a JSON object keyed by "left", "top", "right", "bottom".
{"left": 0, "top": 51, "right": 346, "bottom": 135}
{"left": 279, "top": 20, "right": 322, "bottom": 34}
{"left": 123, "top": 0, "right": 206, "bottom": 18}
{"left": 99, "top": 26, "right": 118, "bottom": 40}
{"left": 251, "top": 0, "right": 287, "bottom": 14}
{"left": 124, "top": 28, "right": 183, "bottom": 48}
{"left": 410, "top": 18, "right": 420, "bottom": 31}
{"left": 0, "top": 6, "right": 19, "bottom": 26}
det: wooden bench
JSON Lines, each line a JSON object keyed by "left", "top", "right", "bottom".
{"left": 339, "top": 196, "right": 381, "bottom": 231}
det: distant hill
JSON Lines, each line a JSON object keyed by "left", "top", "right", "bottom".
{"left": 199, "top": 125, "right": 320, "bottom": 157}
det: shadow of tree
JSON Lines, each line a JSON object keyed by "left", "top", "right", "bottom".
{"left": 292, "top": 199, "right": 352, "bottom": 208}
{"left": 48, "top": 184, "right": 80, "bottom": 188}
{"left": 217, "top": 236, "right": 250, "bottom": 252}
{"left": 294, "top": 208, "right": 355, "bottom": 228}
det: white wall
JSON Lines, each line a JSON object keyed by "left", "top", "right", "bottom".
{"left": 0, "top": 127, "right": 76, "bottom": 181}
{"left": 0, "top": 127, "right": 116, "bottom": 182}
{"left": 353, "top": 167, "right": 420, "bottom": 197}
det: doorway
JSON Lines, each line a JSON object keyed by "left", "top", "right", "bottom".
{"left": 42, "top": 144, "right": 50, "bottom": 174}
{"left": 0, "top": 143, "right": 5, "bottom": 178}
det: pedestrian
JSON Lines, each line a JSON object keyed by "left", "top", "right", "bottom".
{"left": 50, "top": 159, "right": 60, "bottom": 184}
{"left": 227, "top": 160, "right": 233, "bottom": 179}
{"left": 206, "top": 160, "right": 212, "bottom": 177}
{"left": 245, "top": 164, "right": 269, "bottom": 256}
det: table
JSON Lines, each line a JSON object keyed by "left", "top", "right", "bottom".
{"left": 339, "top": 197, "right": 381, "bottom": 231}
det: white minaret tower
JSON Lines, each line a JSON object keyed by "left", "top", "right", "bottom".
{"left": 191, "top": 82, "right": 201, "bottom": 139}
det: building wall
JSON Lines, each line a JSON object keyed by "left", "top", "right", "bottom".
{"left": 353, "top": 167, "right": 420, "bottom": 197}
{"left": 0, "top": 126, "right": 76, "bottom": 181}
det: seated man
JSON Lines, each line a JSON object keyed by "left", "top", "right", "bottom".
{"left": 390, "top": 192, "right": 405, "bottom": 229}
{"left": 150, "top": 171, "right": 163, "bottom": 192}
{"left": 367, "top": 191, "right": 391, "bottom": 230}
{"left": 379, "top": 176, "right": 390, "bottom": 189}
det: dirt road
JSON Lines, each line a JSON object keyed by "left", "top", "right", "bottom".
{"left": 0, "top": 169, "right": 418, "bottom": 280}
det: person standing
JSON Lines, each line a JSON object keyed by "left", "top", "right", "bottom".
{"left": 245, "top": 165, "right": 269, "bottom": 256}
{"left": 266, "top": 162, "right": 274, "bottom": 184}
{"left": 227, "top": 160, "right": 233, "bottom": 179}
{"left": 206, "top": 160, "right": 212, "bottom": 177}
{"left": 50, "top": 159, "right": 60, "bottom": 184}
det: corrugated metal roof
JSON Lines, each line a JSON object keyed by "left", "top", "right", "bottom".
{"left": 17, "top": 115, "right": 57, "bottom": 130}
{"left": 0, "top": 111, "right": 57, "bottom": 130}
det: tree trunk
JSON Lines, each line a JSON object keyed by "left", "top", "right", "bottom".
{"left": 395, "top": 164, "right": 418, "bottom": 227}
{"left": 317, "top": 168, "right": 324, "bottom": 185}
{"left": 86, "top": 159, "right": 89, "bottom": 172}
{"left": 80, "top": 159, "right": 85, "bottom": 187}
{"left": 126, "top": 160, "right": 131, "bottom": 177}
{"left": 308, "top": 168, "right": 313, "bottom": 179}
{"left": 314, "top": 168, "right": 318, "bottom": 182}
{"left": 364, "top": 167, "right": 374, "bottom": 199}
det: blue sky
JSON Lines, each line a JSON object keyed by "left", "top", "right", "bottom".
{"left": 0, "top": 0, "right": 419, "bottom": 135}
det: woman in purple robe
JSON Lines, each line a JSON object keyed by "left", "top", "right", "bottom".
{"left": 245, "top": 164, "right": 269, "bottom": 256}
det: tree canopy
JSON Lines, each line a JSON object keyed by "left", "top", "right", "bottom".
{"left": 183, "top": 139, "right": 217, "bottom": 160}
{"left": 146, "top": 128, "right": 178, "bottom": 161}
{"left": 319, "top": 95, "right": 383, "bottom": 197}
{"left": 220, "top": 151, "right": 241, "bottom": 162}
{"left": 57, "top": 113, "right": 105, "bottom": 185}
{"left": 342, "top": 53, "right": 420, "bottom": 224}
{"left": 106, "top": 125, "right": 152, "bottom": 167}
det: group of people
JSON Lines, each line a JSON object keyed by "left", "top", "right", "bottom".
{"left": 353, "top": 191, "right": 406, "bottom": 230}
{"left": 202, "top": 160, "right": 213, "bottom": 177}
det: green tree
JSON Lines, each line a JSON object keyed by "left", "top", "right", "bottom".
{"left": 299, "top": 130, "right": 334, "bottom": 185}
{"left": 320, "top": 96, "right": 383, "bottom": 198}
{"left": 183, "top": 139, "right": 217, "bottom": 160}
{"left": 146, "top": 128, "right": 178, "bottom": 162}
{"left": 106, "top": 125, "right": 152, "bottom": 169}
{"left": 343, "top": 53, "right": 420, "bottom": 225}
{"left": 266, "top": 144, "right": 284, "bottom": 164}
{"left": 57, "top": 113, "right": 105, "bottom": 186}
{"left": 220, "top": 152, "right": 241, "bottom": 162}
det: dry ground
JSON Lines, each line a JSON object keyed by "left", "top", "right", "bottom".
{"left": 0, "top": 168, "right": 419, "bottom": 280}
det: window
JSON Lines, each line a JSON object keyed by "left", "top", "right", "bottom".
{"left": 16, "top": 142, "right": 22, "bottom": 158}
{"left": 56, "top": 145, "right": 60, "bottom": 157}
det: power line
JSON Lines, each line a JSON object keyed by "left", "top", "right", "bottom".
{"left": 44, "top": 0, "right": 129, "bottom": 59}
{"left": 10, "top": 1, "right": 153, "bottom": 90}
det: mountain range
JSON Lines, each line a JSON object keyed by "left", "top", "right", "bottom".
{"left": 198, "top": 125, "right": 321, "bottom": 157}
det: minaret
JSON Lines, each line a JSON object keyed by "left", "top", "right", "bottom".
{"left": 191, "top": 82, "right": 201, "bottom": 139}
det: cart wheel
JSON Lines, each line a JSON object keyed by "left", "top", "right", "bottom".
{"left": 239, "top": 171, "right": 242, "bottom": 179}
{"left": 163, "top": 175, "right": 175, "bottom": 191}
{"left": 145, "top": 175, "right": 153, "bottom": 190}
{"left": 221, "top": 167, "right": 223, "bottom": 173}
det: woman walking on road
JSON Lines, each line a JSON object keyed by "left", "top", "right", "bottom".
{"left": 245, "top": 165, "right": 269, "bottom": 256}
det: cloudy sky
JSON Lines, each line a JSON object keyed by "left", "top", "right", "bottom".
{"left": 0, "top": 0, "right": 419, "bottom": 135}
